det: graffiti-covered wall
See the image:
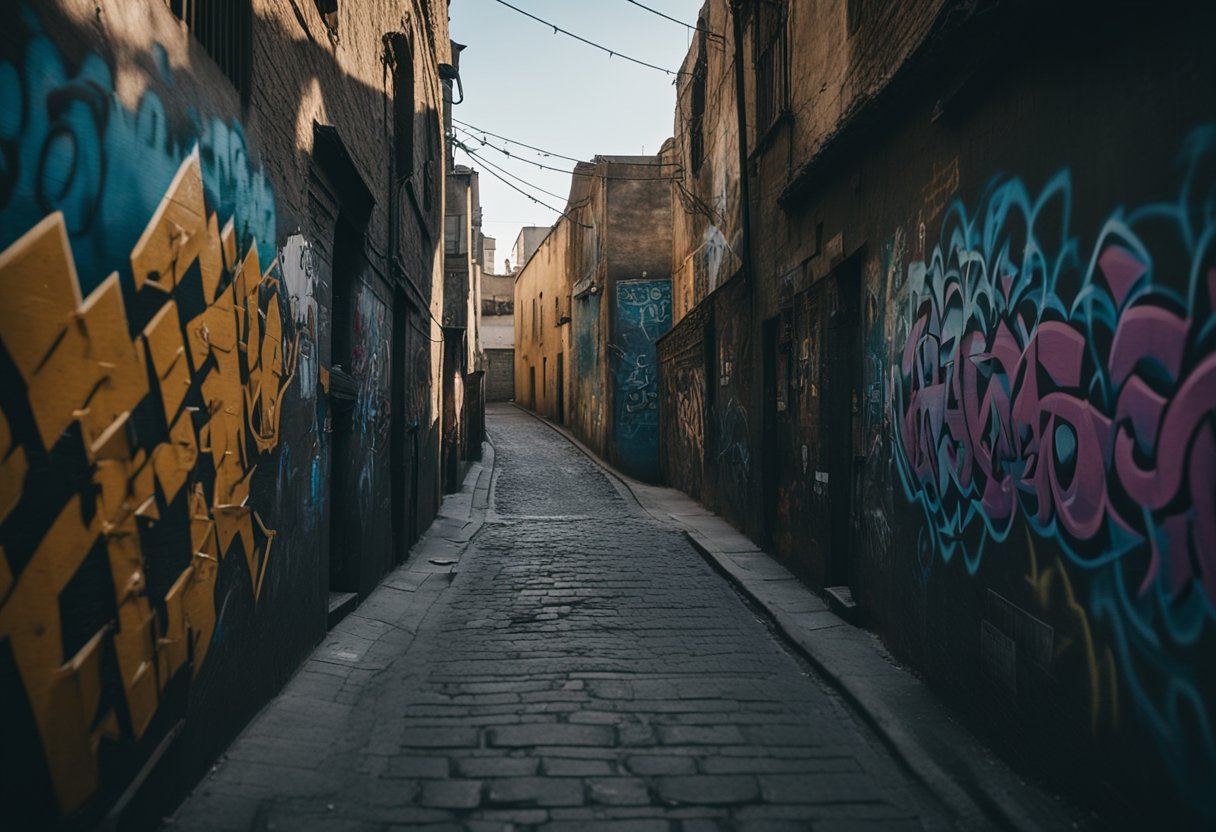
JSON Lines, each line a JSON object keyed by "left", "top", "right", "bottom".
{"left": 0, "top": 1, "right": 450, "bottom": 826}
{"left": 818, "top": 14, "right": 1214, "bottom": 827}
{"left": 572, "top": 290, "right": 606, "bottom": 452}
{"left": 612, "top": 280, "right": 672, "bottom": 481}
{"left": 515, "top": 154, "right": 674, "bottom": 476}
{"left": 887, "top": 126, "right": 1216, "bottom": 820}
{"left": 658, "top": 301, "right": 710, "bottom": 500}
{"left": 663, "top": 0, "right": 1216, "bottom": 824}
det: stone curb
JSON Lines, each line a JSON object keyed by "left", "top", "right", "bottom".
{"left": 510, "top": 403, "right": 1079, "bottom": 832}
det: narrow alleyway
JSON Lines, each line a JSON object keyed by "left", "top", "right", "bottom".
{"left": 172, "top": 405, "right": 951, "bottom": 830}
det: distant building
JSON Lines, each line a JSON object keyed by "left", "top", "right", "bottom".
{"left": 514, "top": 152, "right": 674, "bottom": 482}
{"left": 444, "top": 165, "right": 486, "bottom": 488}
{"left": 511, "top": 226, "right": 550, "bottom": 273}
{"left": 479, "top": 268, "right": 515, "bottom": 402}
{"left": 483, "top": 235, "right": 497, "bottom": 274}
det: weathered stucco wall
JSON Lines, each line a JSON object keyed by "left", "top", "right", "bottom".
{"left": 483, "top": 348, "right": 515, "bottom": 402}
{"left": 513, "top": 222, "right": 566, "bottom": 422}
{"left": 661, "top": 0, "right": 1216, "bottom": 824}
{"left": 0, "top": 1, "right": 449, "bottom": 826}
{"left": 670, "top": 0, "right": 742, "bottom": 325}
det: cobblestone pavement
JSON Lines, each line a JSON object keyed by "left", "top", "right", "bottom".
{"left": 171, "top": 407, "right": 951, "bottom": 831}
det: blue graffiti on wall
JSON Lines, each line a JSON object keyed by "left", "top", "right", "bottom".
{"left": 0, "top": 9, "right": 276, "bottom": 298}
{"left": 0, "top": 7, "right": 291, "bottom": 818}
{"left": 613, "top": 280, "right": 672, "bottom": 481}
{"left": 892, "top": 126, "right": 1216, "bottom": 818}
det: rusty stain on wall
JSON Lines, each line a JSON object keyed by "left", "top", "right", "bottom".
{"left": 0, "top": 149, "right": 296, "bottom": 814}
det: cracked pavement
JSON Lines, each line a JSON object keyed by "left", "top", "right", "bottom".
{"left": 169, "top": 405, "right": 952, "bottom": 831}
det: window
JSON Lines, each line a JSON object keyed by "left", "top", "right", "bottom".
{"left": 847, "top": 0, "right": 865, "bottom": 36}
{"left": 390, "top": 35, "right": 416, "bottom": 181}
{"left": 444, "top": 215, "right": 464, "bottom": 255}
{"left": 424, "top": 112, "right": 439, "bottom": 214}
{"left": 314, "top": 0, "right": 339, "bottom": 42}
{"left": 167, "top": 0, "right": 252, "bottom": 100}
{"left": 754, "top": 0, "right": 789, "bottom": 134}
{"left": 689, "top": 26, "right": 708, "bottom": 173}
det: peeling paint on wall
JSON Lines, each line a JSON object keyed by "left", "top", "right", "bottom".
{"left": 281, "top": 234, "right": 320, "bottom": 401}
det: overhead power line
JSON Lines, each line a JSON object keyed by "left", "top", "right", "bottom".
{"left": 452, "top": 126, "right": 579, "bottom": 175}
{"left": 453, "top": 126, "right": 684, "bottom": 182}
{"left": 453, "top": 118, "right": 680, "bottom": 168}
{"left": 454, "top": 141, "right": 594, "bottom": 229}
{"left": 455, "top": 141, "right": 572, "bottom": 202}
{"left": 453, "top": 118, "right": 585, "bottom": 164}
{"left": 622, "top": 0, "right": 723, "bottom": 39}
{"left": 489, "top": 0, "right": 681, "bottom": 76}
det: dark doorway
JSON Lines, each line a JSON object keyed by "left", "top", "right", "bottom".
{"left": 825, "top": 257, "right": 861, "bottom": 589}
{"left": 390, "top": 287, "right": 417, "bottom": 564}
{"left": 441, "top": 330, "right": 464, "bottom": 493}
{"left": 762, "top": 317, "right": 780, "bottom": 549}
{"left": 327, "top": 215, "right": 362, "bottom": 599}
{"left": 555, "top": 352, "right": 565, "bottom": 424}
{"left": 529, "top": 366, "right": 536, "bottom": 410}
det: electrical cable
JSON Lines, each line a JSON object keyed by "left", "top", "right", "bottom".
{"left": 454, "top": 140, "right": 595, "bottom": 229}
{"left": 455, "top": 141, "right": 573, "bottom": 202}
{"left": 462, "top": 136, "right": 580, "bottom": 175}
{"left": 453, "top": 118, "right": 586, "bottom": 164}
{"left": 621, "top": 0, "right": 722, "bottom": 39}
{"left": 451, "top": 126, "right": 577, "bottom": 175}
{"left": 409, "top": 318, "right": 446, "bottom": 344}
{"left": 453, "top": 126, "right": 685, "bottom": 182}
{"left": 454, "top": 117, "right": 681, "bottom": 168}
{"left": 488, "top": 0, "right": 682, "bottom": 76}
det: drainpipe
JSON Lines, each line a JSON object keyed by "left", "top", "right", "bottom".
{"left": 729, "top": 0, "right": 753, "bottom": 286}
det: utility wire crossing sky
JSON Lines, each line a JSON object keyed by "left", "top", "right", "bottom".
{"left": 448, "top": 0, "right": 704, "bottom": 273}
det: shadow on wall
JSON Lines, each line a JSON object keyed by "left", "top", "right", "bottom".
{"left": 891, "top": 125, "right": 1216, "bottom": 821}
{"left": 0, "top": 4, "right": 442, "bottom": 828}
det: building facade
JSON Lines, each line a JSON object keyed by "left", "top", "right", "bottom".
{"left": 509, "top": 225, "right": 549, "bottom": 275}
{"left": 658, "top": 0, "right": 1216, "bottom": 825}
{"left": 479, "top": 269, "right": 516, "bottom": 402}
{"left": 443, "top": 164, "right": 486, "bottom": 489}
{"left": 515, "top": 153, "right": 674, "bottom": 482}
{"left": 0, "top": 0, "right": 453, "bottom": 826}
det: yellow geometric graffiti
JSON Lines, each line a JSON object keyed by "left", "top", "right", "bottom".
{"left": 1025, "top": 532, "right": 1120, "bottom": 736}
{"left": 0, "top": 148, "right": 297, "bottom": 814}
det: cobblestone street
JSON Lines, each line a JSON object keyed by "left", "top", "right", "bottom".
{"left": 172, "top": 406, "right": 952, "bottom": 830}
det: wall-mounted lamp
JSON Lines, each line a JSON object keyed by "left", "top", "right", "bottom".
{"left": 439, "top": 63, "right": 464, "bottom": 105}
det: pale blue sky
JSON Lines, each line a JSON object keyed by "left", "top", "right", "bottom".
{"left": 448, "top": 0, "right": 704, "bottom": 273}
